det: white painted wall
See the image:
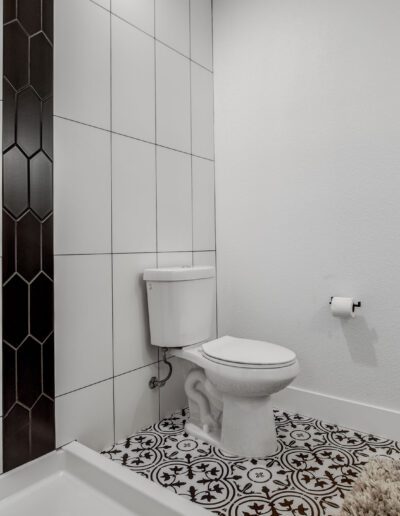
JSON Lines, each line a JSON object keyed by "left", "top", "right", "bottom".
{"left": 214, "top": 0, "right": 400, "bottom": 414}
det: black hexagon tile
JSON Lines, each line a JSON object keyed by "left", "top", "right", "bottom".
{"left": 3, "top": 0, "right": 55, "bottom": 471}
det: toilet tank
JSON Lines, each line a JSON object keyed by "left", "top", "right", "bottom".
{"left": 143, "top": 266, "right": 216, "bottom": 348}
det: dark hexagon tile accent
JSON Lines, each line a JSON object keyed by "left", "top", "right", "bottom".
{"left": 3, "top": 343, "right": 17, "bottom": 414}
{"left": 30, "top": 151, "right": 53, "bottom": 219}
{"left": 3, "top": 404, "right": 30, "bottom": 471}
{"left": 30, "top": 33, "right": 53, "bottom": 99}
{"left": 3, "top": 80, "right": 16, "bottom": 150}
{"left": 42, "top": 334, "right": 55, "bottom": 399}
{"left": 17, "top": 0, "right": 42, "bottom": 35}
{"left": 4, "top": 0, "right": 17, "bottom": 23}
{"left": 17, "top": 337, "right": 42, "bottom": 407}
{"left": 42, "top": 0, "right": 54, "bottom": 42}
{"left": 17, "top": 87, "right": 41, "bottom": 156}
{"left": 41, "top": 97, "right": 53, "bottom": 158}
{"left": 31, "top": 396, "right": 55, "bottom": 460}
{"left": 3, "top": 212, "right": 16, "bottom": 281}
{"left": 4, "top": 21, "right": 29, "bottom": 91}
{"left": 3, "top": 275, "right": 29, "bottom": 347}
{"left": 16, "top": 212, "right": 41, "bottom": 281}
{"left": 30, "top": 273, "right": 54, "bottom": 342}
{"left": 3, "top": 146, "right": 29, "bottom": 217}
{"left": 41, "top": 216, "right": 54, "bottom": 278}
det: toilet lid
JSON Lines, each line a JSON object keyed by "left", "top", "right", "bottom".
{"left": 202, "top": 336, "right": 296, "bottom": 368}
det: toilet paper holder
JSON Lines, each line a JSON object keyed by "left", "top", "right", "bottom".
{"left": 329, "top": 297, "right": 361, "bottom": 313}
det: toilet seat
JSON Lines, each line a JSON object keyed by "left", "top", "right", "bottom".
{"left": 201, "top": 336, "right": 297, "bottom": 369}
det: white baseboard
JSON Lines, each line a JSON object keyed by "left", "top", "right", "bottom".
{"left": 274, "top": 386, "right": 400, "bottom": 441}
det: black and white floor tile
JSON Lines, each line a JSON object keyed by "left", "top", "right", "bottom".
{"left": 102, "top": 409, "right": 400, "bottom": 515}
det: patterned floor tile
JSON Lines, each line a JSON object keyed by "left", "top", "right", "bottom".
{"left": 102, "top": 409, "right": 400, "bottom": 515}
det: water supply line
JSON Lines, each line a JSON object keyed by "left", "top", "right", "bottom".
{"left": 149, "top": 348, "right": 173, "bottom": 389}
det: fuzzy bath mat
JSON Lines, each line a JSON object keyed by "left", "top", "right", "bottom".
{"left": 340, "top": 457, "right": 400, "bottom": 515}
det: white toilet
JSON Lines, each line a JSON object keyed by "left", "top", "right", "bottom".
{"left": 143, "top": 266, "right": 299, "bottom": 458}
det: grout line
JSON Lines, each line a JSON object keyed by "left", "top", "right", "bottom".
{"left": 211, "top": 0, "right": 219, "bottom": 337}
{"left": 55, "top": 360, "right": 161, "bottom": 399}
{"left": 109, "top": 1, "right": 116, "bottom": 445}
{"left": 189, "top": 0, "right": 194, "bottom": 267}
{"left": 53, "top": 115, "right": 215, "bottom": 162}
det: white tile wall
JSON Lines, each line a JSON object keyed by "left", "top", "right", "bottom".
{"left": 56, "top": 379, "right": 114, "bottom": 449}
{"left": 114, "top": 364, "right": 159, "bottom": 442}
{"left": 193, "top": 157, "right": 216, "bottom": 251}
{"left": 156, "top": 43, "right": 191, "bottom": 153}
{"left": 111, "top": 0, "right": 154, "bottom": 36}
{"left": 0, "top": 418, "right": 2, "bottom": 475}
{"left": 190, "top": 0, "right": 213, "bottom": 70}
{"left": 112, "top": 134, "right": 156, "bottom": 253}
{"left": 155, "top": 0, "right": 190, "bottom": 57}
{"left": 54, "top": 0, "right": 110, "bottom": 129}
{"left": 157, "top": 147, "right": 192, "bottom": 252}
{"left": 112, "top": 17, "right": 155, "bottom": 142}
{"left": 160, "top": 357, "right": 193, "bottom": 419}
{"left": 54, "top": 0, "right": 215, "bottom": 451}
{"left": 191, "top": 63, "right": 214, "bottom": 159}
{"left": 54, "top": 255, "right": 113, "bottom": 396}
{"left": 54, "top": 118, "right": 111, "bottom": 255}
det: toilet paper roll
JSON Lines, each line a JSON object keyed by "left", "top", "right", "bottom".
{"left": 331, "top": 297, "right": 355, "bottom": 318}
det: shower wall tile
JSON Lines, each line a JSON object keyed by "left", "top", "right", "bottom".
{"left": 111, "top": 0, "right": 154, "bottom": 36}
{"left": 112, "top": 17, "right": 155, "bottom": 142}
{"left": 54, "top": 255, "right": 113, "bottom": 395}
{"left": 193, "top": 157, "right": 216, "bottom": 251}
{"left": 113, "top": 253, "right": 157, "bottom": 376}
{"left": 156, "top": 43, "right": 191, "bottom": 153}
{"left": 55, "top": 379, "right": 114, "bottom": 450}
{"left": 114, "top": 364, "right": 160, "bottom": 443}
{"left": 52, "top": 0, "right": 215, "bottom": 453}
{"left": 157, "top": 252, "right": 193, "bottom": 267}
{"left": 54, "top": 0, "right": 110, "bottom": 129}
{"left": 156, "top": 147, "right": 192, "bottom": 252}
{"left": 191, "top": 63, "right": 214, "bottom": 159}
{"left": 155, "top": 0, "right": 190, "bottom": 57}
{"left": 190, "top": 0, "right": 213, "bottom": 70}
{"left": 112, "top": 134, "right": 156, "bottom": 253}
{"left": 54, "top": 118, "right": 111, "bottom": 255}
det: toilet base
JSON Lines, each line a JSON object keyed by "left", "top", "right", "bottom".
{"left": 184, "top": 392, "right": 278, "bottom": 458}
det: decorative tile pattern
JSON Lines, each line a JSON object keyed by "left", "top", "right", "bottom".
{"left": 2, "top": 0, "right": 55, "bottom": 471}
{"left": 102, "top": 409, "right": 400, "bottom": 515}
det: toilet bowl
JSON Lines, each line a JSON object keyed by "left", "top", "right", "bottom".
{"left": 143, "top": 266, "right": 299, "bottom": 458}
{"left": 175, "top": 336, "right": 299, "bottom": 458}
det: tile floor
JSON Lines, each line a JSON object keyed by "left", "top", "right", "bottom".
{"left": 102, "top": 408, "right": 400, "bottom": 515}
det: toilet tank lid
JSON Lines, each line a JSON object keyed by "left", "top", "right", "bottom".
{"left": 143, "top": 266, "right": 215, "bottom": 282}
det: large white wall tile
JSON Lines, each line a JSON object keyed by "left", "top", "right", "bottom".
{"left": 54, "top": 118, "right": 111, "bottom": 255}
{"left": 113, "top": 253, "right": 158, "bottom": 376}
{"left": 160, "top": 357, "right": 192, "bottom": 419}
{"left": 193, "top": 251, "right": 216, "bottom": 267}
{"left": 56, "top": 380, "right": 114, "bottom": 450}
{"left": 157, "top": 252, "right": 192, "bottom": 267}
{"left": 112, "top": 0, "right": 154, "bottom": 35}
{"left": 155, "top": 0, "right": 190, "bottom": 57}
{"left": 193, "top": 157, "right": 215, "bottom": 250}
{"left": 54, "top": 0, "right": 110, "bottom": 129}
{"left": 112, "top": 135, "right": 156, "bottom": 253}
{"left": 55, "top": 255, "right": 113, "bottom": 395}
{"left": 190, "top": 0, "right": 213, "bottom": 70}
{"left": 157, "top": 147, "right": 192, "bottom": 252}
{"left": 114, "top": 365, "right": 159, "bottom": 442}
{"left": 191, "top": 63, "right": 214, "bottom": 159}
{"left": 156, "top": 43, "right": 191, "bottom": 153}
{"left": 112, "top": 17, "right": 155, "bottom": 142}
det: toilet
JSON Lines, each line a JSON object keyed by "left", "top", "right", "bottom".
{"left": 143, "top": 266, "right": 299, "bottom": 458}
